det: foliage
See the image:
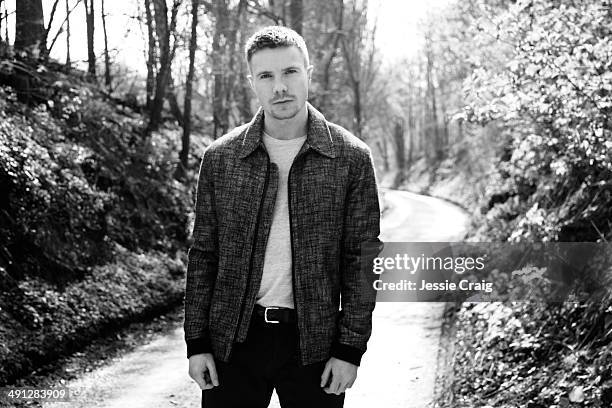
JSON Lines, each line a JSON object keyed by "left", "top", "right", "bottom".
{"left": 0, "top": 87, "right": 115, "bottom": 279}
{"left": 462, "top": 0, "right": 612, "bottom": 242}
{"left": 0, "top": 71, "right": 193, "bottom": 283}
{"left": 448, "top": 300, "right": 612, "bottom": 408}
{"left": 0, "top": 60, "right": 200, "bottom": 384}
{"left": 0, "top": 246, "right": 185, "bottom": 384}
{"left": 427, "top": 2, "right": 612, "bottom": 407}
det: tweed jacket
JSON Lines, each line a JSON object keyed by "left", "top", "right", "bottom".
{"left": 184, "top": 102, "right": 382, "bottom": 366}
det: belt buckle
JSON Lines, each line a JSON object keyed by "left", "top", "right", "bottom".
{"left": 264, "top": 307, "right": 280, "bottom": 324}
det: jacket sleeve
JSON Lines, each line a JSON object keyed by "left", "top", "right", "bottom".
{"left": 331, "top": 147, "right": 383, "bottom": 366}
{"left": 184, "top": 148, "right": 219, "bottom": 358}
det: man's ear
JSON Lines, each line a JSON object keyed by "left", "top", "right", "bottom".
{"left": 306, "top": 65, "right": 314, "bottom": 83}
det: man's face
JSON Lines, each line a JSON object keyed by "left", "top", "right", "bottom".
{"left": 248, "top": 46, "right": 313, "bottom": 121}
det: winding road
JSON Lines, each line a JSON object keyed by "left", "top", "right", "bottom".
{"left": 43, "top": 189, "right": 469, "bottom": 408}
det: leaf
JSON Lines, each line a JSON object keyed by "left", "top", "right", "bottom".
{"left": 568, "top": 386, "right": 585, "bottom": 403}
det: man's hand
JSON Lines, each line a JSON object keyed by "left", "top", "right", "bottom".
{"left": 188, "top": 353, "right": 219, "bottom": 390}
{"left": 320, "top": 357, "right": 358, "bottom": 395}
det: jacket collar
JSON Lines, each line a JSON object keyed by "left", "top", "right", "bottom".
{"left": 238, "top": 102, "right": 337, "bottom": 159}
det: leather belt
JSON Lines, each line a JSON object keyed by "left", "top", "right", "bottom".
{"left": 253, "top": 305, "right": 297, "bottom": 324}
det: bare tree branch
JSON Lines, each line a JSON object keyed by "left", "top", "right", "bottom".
{"left": 43, "top": 0, "right": 61, "bottom": 44}
{"left": 46, "top": 0, "right": 83, "bottom": 55}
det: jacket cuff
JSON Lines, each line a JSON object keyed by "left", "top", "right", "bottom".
{"left": 186, "top": 336, "right": 212, "bottom": 358}
{"left": 330, "top": 341, "right": 364, "bottom": 366}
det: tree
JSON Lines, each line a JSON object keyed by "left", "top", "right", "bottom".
{"left": 211, "top": 0, "right": 230, "bottom": 139}
{"left": 101, "top": 0, "right": 111, "bottom": 89}
{"left": 289, "top": 0, "right": 303, "bottom": 34}
{"left": 392, "top": 118, "right": 405, "bottom": 185}
{"left": 144, "top": 0, "right": 156, "bottom": 109}
{"left": 14, "top": 0, "right": 45, "bottom": 56}
{"left": 340, "top": 0, "right": 379, "bottom": 139}
{"left": 423, "top": 30, "right": 440, "bottom": 160}
{"left": 307, "top": 0, "right": 344, "bottom": 114}
{"left": 40, "top": 0, "right": 60, "bottom": 58}
{"left": 65, "top": 0, "right": 71, "bottom": 66}
{"left": 84, "top": 0, "right": 96, "bottom": 78}
{"left": 177, "top": 0, "right": 200, "bottom": 178}
{"left": 151, "top": 0, "right": 183, "bottom": 127}
{"left": 44, "top": 0, "right": 81, "bottom": 57}
{"left": 4, "top": 5, "right": 8, "bottom": 49}
{"left": 211, "top": 0, "right": 248, "bottom": 139}
{"left": 146, "top": 0, "right": 182, "bottom": 134}
{"left": 0, "top": 0, "right": 5, "bottom": 54}
{"left": 0, "top": 1, "right": 3, "bottom": 41}
{"left": 463, "top": 0, "right": 612, "bottom": 241}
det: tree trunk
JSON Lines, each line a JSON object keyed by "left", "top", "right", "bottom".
{"left": 354, "top": 80, "right": 362, "bottom": 138}
{"left": 65, "top": 0, "right": 71, "bottom": 66}
{"left": 153, "top": 0, "right": 185, "bottom": 126}
{"left": 212, "top": 0, "right": 229, "bottom": 139}
{"left": 101, "top": 0, "right": 111, "bottom": 89}
{"left": 424, "top": 33, "right": 440, "bottom": 160}
{"left": 167, "top": 76, "right": 183, "bottom": 127}
{"left": 376, "top": 138, "right": 389, "bottom": 172}
{"left": 0, "top": 0, "right": 5, "bottom": 56}
{"left": 144, "top": 0, "right": 155, "bottom": 110}
{"left": 222, "top": 0, "right": 246, "bottom": 128}
{"left": 438, "top": 80, "right": 449, "bottom": 148}
{"left": 209, "top": 0, "right": 247, "bottom": 138}
{"left": 84, "top": 0, "right": 96, "bottom": 79}
{"left": 237, "top": 1, "right": 252, "bottom": 123}
{"left": 147, "top": 0, "right": 170, "bottom": 133}
{"left": 152, "top": 0, "right": 168, "bottom": 43}
{"left": 319, "top": 0, "right": 343, "bottom": 112}
{"left": 146, "top": 0, "right": 180, "bottom": 134}
{"left": 340, "top": 0, "right": 370, "bottom": 139}
{"left": 341, "top": 39, "right": 362, "bottom": 138}
{"left": 15, "top": 0, "right": 45, "bottom": 56}
{"left": 41, "top": 0, "right": 60, "bottom": 57}
{"left": 0, "top": 0, "right": 3, "bottom": 44}
{"left": 393, "top": 118, "right": 405, "bottom": 186}
{"left": 4, "top": 8, "right": 8, "bottom": 48}
{"left": 407, "top": 97, "right": 414, "bottom": 165}
{"left": 289, "top": 0, "right": 303, "bottom": 34}
{"left": 178, "top": 0, "right": 199, "bottom": 178}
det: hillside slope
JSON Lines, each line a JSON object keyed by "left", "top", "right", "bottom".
{"left": 0, "top": 59, "right": 202, "bottom": 384}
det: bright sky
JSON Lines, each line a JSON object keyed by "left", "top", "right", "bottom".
{"left": 1, "top": 0, "right": 456, "bottom": 72}
{"left": 372, "top": 0, "right": 456, "bottom": 63}
{"left": 3, "top": 0, "right": 146, "bottom": 73}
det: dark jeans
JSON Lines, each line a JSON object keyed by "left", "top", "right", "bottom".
{"left": 202, "top": 318, "right": 345, "bottom": 408}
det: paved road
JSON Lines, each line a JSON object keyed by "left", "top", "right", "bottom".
{"left": 46, "top": 189, "right": 469, "bottom": 408}
{"left": 342, "top": 189, "right": 469, "bottom": 408}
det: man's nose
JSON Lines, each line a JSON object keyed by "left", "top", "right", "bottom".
{"left": 272, "top": 77, "right": 288, "bottom": 95}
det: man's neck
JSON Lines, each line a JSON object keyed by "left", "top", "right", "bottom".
{"left": 263, "top": 104, "right": 308, "bottom": 140}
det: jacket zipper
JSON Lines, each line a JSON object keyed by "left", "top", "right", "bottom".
{"left": 232, "top": 154, "right": 270, "bottom": 347}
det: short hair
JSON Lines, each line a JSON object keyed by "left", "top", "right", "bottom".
{"left": 245, "top": 26, "right": 310, "bottom": 68}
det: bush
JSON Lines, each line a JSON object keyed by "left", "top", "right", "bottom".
{"left": 464, "top": 0, "right": 612, "bottom": 242}
{"left": 0, "top": 59, "right": 202, "bottom": 385}
{"left": 0, "top": 247, "right": 186, "bottom": 384}
{"left": 0, "top": 76, "right": 193, "bottom": 284}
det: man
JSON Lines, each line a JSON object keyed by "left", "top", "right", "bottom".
{"left": 184, "top": 25, "right": 381, "bottom": 408}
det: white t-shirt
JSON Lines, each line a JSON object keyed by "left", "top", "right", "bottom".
{"left": 256, "top": 131, "right": 307, "bottom": 309}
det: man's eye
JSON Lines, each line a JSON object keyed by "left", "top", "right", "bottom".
{"left": 259, "top": 74, "right": 271, "bottom": 79}
{"left": 286, "top": 69, "right": 297, "bottom": 74}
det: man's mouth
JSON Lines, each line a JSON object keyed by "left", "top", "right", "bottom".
{"left": 273, "top": 99, "right": 293, "bottom": 104}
